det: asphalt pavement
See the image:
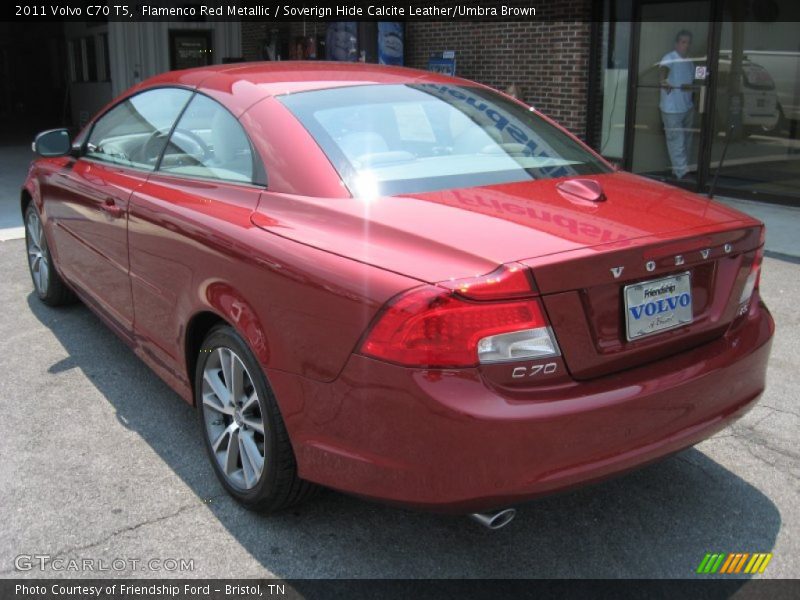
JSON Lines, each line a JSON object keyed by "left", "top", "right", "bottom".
{"left": 0, "top": 138, "right": 798, "bottom": 579}
{"left": 0, "top": 235, "right": 798, "bottom": 579}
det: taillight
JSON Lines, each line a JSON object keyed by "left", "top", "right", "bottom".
{"left": 440, "top": 263, "right": 537, "bottom": 299}
{"left": 359, "top": 265, "right": 559, "bottom": 368}
{"left": 739, "top": 246, "right": 763, "bottom": 306}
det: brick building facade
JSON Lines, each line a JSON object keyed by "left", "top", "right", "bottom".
{"left": 211, "top": 2, "right": 800, "bottom": 206}
{"left": 405, "top": 20, "right": 593, "bottom": 137}
{"left": 239, "top": 1, "right": 595, "bottom": 139}
{"left": 51, "top": 0, "right": 799, "bottom": 205}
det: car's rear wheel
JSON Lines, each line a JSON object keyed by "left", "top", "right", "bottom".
{"left": 196, "top": 325, "right": 319, "bottom": 512}
{"left": 24, "top": 203, "right": 76, "bottom": 306}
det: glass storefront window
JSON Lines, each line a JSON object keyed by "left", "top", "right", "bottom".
{"left": 629, "top": 2, "right": 713, "bottom": 184}
{"left": 593, "top": 0, "right": 800, "bottom": 203}
{"left": 598, "top": 3, "right": 632, "bottom": 161}
{"left": 708, "top": 10, "right": 800, "bottom": 199}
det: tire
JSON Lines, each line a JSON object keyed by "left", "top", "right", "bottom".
{"left": 195, "top": 324, "right": 320, "bottom": 512}
{"left": 24, "top": 203, "right": 76, "bottom": 306}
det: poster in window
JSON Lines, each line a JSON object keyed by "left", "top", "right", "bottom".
{"left": 378, "top": 22, "right": 403, "bottom": 66}
{"left": 326, "top": 22, "right": 358, "bottom": 62}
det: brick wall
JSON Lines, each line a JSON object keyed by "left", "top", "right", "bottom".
{"left": 241, "top": 1, "right": 593, "bottom": 137}
{"left": 406, "top": 6, "right": 593, "bottom": 137}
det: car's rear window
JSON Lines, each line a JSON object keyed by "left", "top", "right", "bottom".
{"left": 278, "top": 83, "right": 611, "bottom": 197}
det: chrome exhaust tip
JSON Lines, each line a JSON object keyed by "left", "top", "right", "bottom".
{"left": 468, "top": 508, "right": 517, "bottom": 530}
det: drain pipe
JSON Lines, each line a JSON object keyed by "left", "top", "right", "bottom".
{"left": 468, "top": 508, "right": 517, "bottom": 530}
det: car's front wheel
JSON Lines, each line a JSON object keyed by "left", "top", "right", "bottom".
{"left": 24, "top": 203, "right": 76, "bottom": 306}
{"left": 196, "top": 325, "right": 319, "bottom": 512}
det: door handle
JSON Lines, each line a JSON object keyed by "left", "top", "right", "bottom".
{"left": 101, "top": 198, "right": 124, "bottom": 219}
{"left": 698, "top": 85, "right": 707, "bottom": 115}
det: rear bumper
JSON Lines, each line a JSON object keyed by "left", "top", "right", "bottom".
{"left": 272, "top": 299, "right": 774, "bottom": 514}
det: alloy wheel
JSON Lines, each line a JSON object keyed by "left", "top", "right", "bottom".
{"left": 26, "top": 209, "right": 49, "bottom": 295}
{"left": 201, "top": 347, "right": 266, "bottom": 490}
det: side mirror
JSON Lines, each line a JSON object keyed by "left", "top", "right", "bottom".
{"left": 32, "top": 128, "right": 72, "bottom": 157}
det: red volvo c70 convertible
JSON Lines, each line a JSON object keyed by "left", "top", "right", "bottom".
{"left": 23, "top": 63, "right": 773, "bottom": 529}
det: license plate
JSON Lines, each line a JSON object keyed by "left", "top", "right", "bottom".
{"left": 624, "top": 272, "right": 693, "bottom": 341}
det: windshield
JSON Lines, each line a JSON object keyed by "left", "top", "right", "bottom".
{"left": 279, "top": 83, "right": 611, "bottom": 196}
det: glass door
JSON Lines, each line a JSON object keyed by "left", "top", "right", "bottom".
{"left": 626, "top": 1, "right": 715, "bottom": 188}
{"left": 706, "top": 12, "right": 800, "bottom": 202}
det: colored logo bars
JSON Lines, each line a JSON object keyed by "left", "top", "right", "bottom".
{"left": 696, "top": 552, "right": 773, "bottom": 574}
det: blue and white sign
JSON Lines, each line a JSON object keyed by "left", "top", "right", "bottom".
{"left": 427, "top": 52, "right": 456, "bottom": 76}
{"left": 378, "top": 22, "right": 403, "bottom": 66}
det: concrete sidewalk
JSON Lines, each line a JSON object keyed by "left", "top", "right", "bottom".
{"left": 716, "top": 196, "right": 800, "bottom": 260}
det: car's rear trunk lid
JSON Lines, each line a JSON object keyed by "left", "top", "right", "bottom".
{"left": 252, "top": 172, "right": 759, "bottom": 285}
{"left": 524, "top": 224, "right": 763, "bottom": 380}
{"left": 252, "top": 171, "right": 763, "bottom": 379}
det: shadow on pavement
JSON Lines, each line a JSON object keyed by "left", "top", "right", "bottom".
{"left": 26, "top": 292, "right": 780, "bottom": 579}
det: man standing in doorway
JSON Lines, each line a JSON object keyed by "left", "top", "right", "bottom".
{"left": 659, "top": 30, "right": 695, "bottom": 179}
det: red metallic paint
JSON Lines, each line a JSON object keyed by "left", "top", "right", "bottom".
{"left": 45, "top": 159, "right": 144, "bottom": 329}
{"left": 24, "top": 62, "right": 773, "bottom": 513}
{"left": 277, "top": 295, "right": 772, "bottom": 513}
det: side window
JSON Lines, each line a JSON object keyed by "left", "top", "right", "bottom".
{"left": 86, "top": 88, "right": 192, "bottom": 170}
{"left": 158, "top": 94, "right": 254, "bottom": 183}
